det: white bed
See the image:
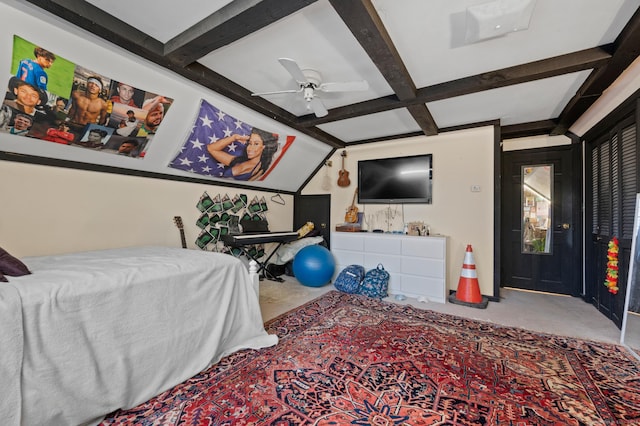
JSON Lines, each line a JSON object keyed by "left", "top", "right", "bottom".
{"left": 0, "top": 246, "right": 278, "bottom": 426}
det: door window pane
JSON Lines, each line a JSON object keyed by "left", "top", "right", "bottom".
{"left": 522, "top": 165, "right": 552, "bottom": 254}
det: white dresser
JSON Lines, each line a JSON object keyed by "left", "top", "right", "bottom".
{"left": 331, "top": 231, "right": 447, "bottom": 303}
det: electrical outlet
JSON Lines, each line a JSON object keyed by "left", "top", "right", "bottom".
{"left": 471, "top": 185, "right": 481, "bottom": 192}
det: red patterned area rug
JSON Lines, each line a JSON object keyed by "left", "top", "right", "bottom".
{"left": 102, "top": 291, "right": 640, "bottom": 425}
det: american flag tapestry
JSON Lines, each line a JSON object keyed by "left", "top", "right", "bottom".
{"left": 169, "top": 99, "right": 295, "bottom": 181}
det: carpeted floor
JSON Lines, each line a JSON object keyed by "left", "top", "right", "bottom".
{"left": 102, "top": 290, "right": 640, "bottom": 425}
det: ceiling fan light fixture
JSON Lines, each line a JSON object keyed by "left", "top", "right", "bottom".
{"left": 464, "top": 0, "right": 536, "bottom": 43}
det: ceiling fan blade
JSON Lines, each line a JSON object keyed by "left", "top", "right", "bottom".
{"left": 318, "top": 80, "right": 369, "bottom": 92}
{"left": 278, "top": 58, "right": 308, "bottom": 84}
{"left": 251, "top": 88, "right": 301, "bottom": 97}
{"left": 309, "top": 97, "right": 328, "bottom": 117}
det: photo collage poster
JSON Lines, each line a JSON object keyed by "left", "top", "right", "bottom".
{"left": 170, "top": 99, "right": 295, "bottom": 181}
{"left": 1, "top": 35, "right": 173, "bottom": 159}
{"left": 195, "top": 190, "right": 269, "bottom": 255}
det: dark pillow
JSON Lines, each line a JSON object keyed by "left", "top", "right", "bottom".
{"left": 0, "top": 247, "right": 31, "bottom": 277}
{"left": 0, "top": 271, "right": 7, "bottom": 282}
{"left": 306, "top": 228, "right": 322, "bottom": 238}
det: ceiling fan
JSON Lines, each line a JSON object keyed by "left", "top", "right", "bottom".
{"left": 251, "top": 58, "right": 369, "bottom": 117}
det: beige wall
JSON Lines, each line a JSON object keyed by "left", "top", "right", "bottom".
{"left": 0, "top": 161, "right": 293, "bottom": 257}
{"left": 3, "top": 126, "right": 496, "bottom": 297}
{"left": 303, "top": 126, "right": 496, "bottom": 296}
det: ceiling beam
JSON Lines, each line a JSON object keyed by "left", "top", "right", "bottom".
{"left": 329, "top": 0, "right": 414, "bottom": 100}
{"left": 345, "top": 131, "right": 424, "bottom": 146}
{"left": 329, "top": 0, "right": 438, "bottom": 136}
{"left": 345, "top": 119, "right": 502, "bottom": 145}
{"left": 501, "top": 120, "right": 557, "bottom": 140}
{"left": 418, "top": 47, "right": 612, "bottom": 102}
{"left": 299, "top": 47, "right": 611, "bottom": 127}
{"left": 549, "top": 69, "right": 608, "bottom": 136}
{"left": 552, "top": 7, "right": 640, "bottom": 135}
{"left": 406, "top": 104, "right": 438, "bottom": 136}
{"left": 164, "top": 0, "right": 318, "bottom": 67}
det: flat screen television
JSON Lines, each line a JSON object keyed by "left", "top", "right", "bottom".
{"left": 358, "top": 154, "right": 432, "bottom": 204}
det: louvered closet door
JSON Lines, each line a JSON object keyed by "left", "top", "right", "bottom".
{"left": 587, "top": 118, "right": 637, "bottom": 326}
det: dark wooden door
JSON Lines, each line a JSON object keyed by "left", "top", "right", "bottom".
{"left": 502, "top": 145, "right": 581, "bottom": 295}
{"left": 294, "top": 194, "right": 331, "bottom": 248}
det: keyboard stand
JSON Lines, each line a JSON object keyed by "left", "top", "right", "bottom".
{"left": 221, "top": 231, "right": 299, "bottom": 282}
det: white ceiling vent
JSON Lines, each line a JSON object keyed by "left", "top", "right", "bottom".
{"left": 465, "top": 0, "right": 537, "bottom": 43}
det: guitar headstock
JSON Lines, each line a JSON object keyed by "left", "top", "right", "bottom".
{"left": 173, "top": 216, "right": 184, "bottom": 229}
{"left": 341, "top": 150, "right": 347, "bottom": 158}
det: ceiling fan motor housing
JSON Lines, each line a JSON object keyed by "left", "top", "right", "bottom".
{"left": 300, "top": 70, "right": 322, "bottom": 101}
{"left": 301, "top": 69, "right": 322, "bottom": 87}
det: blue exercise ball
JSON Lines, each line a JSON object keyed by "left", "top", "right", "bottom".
{"left": 293, "top": 245, "right": 336, "bottom": 287}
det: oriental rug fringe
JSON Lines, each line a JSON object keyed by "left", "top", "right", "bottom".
{"left": 102, "top": 290, "right": 640, "bottom": 425}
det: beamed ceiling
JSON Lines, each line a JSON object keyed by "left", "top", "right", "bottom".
{"left": 20, "top": 0, "right": 640, "bottom": 148}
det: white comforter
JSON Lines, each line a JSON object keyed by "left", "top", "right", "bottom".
{"left": 0, "top": 246, "right": 278, "bottom": 426}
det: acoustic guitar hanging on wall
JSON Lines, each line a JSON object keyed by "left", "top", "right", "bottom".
{"left": 345, "top": 188, "right": 359, "bottom": 223}
{"left": 337, "top": 150, "right": 350, "bottom": 187}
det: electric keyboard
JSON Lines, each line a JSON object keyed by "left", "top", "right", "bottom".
{"left": 221, "top": 231, "right": 299, "bottom": 246}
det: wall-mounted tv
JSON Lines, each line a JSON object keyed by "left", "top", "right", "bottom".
{"left": 358, "top": 154, "right": 432, "bottom": 204}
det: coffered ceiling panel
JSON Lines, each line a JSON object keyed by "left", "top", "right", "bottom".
{"left": 428, "top": 70, "right": 591, "bottom": 128}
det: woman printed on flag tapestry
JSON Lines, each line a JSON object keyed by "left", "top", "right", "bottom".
{"left": 169, "top": 99, "right": 295, "bottom": 181}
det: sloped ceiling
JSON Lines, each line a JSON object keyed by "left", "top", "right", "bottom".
{"left": 16, "top": 0, "right": 640, "bottom": 148}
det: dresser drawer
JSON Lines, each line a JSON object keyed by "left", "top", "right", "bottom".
{"left": 365, "top": 235, "right": 401, "bottom": 254}
{"left": 402, "top": 237, "right": 445, "bottom": 258}
{"left": 364, "top": 253, "right": 402, "bottom": 273}
{"left": 331, "top": 233, "right": 365, "bottom": 251}
{"left": 332, "top": 249, "right": 364, "bottom": 267}
{"left": 402, "top": 275, "right": 446, "bottom": 303}
{"left": 402, "top": 257, "right": 444, "bottom": 278}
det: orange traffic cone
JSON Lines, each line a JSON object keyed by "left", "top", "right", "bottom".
{"left": 449, "top": 244, "right": 488, "bottom": 308}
